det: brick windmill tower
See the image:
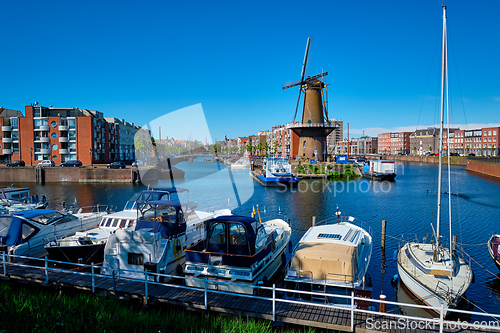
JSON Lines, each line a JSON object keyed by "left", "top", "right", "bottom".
{"left": 283, "top": 37, "right": 336, "bottom": 161}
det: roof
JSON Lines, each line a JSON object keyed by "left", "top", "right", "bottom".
{"left": 151, "top": 187, "right": 189, "bottom": 193}
{"left": 300, "top": 223, "right": 365, "bottom": 247}
{"left": 137, "top": 200, "right": 182, "bottom": 208}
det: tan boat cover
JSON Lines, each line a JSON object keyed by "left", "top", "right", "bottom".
{"left": 292, "top": 242, "right": 357, "bottom": 282}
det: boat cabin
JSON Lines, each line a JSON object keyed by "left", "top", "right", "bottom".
{"left": 134, "top": 200, "right": 186, "bottom": 238}
{"left": 122, "top": 187, "right": 188, "bottom": 211}
{"left": 185, "top": 215, "right": 275, "bottom": 267}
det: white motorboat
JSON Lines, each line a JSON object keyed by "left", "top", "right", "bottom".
{"left": 250, "top": 157, "right": 298, "bottom": 186}
{"left": 184, "top": 215, "right": 291, "bottom": 294}
{"left": 284, "top": 214, "right": 372, "bottom": 308}
{"left": 230, "top": 157, "right": 250, "bottom": 169}
{"left": 0, "top": 186, "right": 48, "bottom": 214}
{"left": 0, "top": 208, "right": 109, "bottom": 258}
{"left": 44, "top": 187, "right": 182, "bottom": 264}
{"left": 102, "top": 199, "right": 231, "bottom": 280}
{"left": 397, "top": 6, "right": 473, "bottom": 318}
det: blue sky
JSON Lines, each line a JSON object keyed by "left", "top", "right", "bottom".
{"left": 1, "top": 0, "right": 499, "bottom": 140}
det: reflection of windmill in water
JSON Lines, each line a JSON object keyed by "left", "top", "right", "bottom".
{"left": 283, "top": 37, "right": 336, "bottom": 162}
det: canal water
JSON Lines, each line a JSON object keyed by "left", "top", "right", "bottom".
{"left": 3, "top": 159, "right": 500, "bottom": 320}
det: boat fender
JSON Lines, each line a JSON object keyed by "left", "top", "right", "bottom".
{"left": 262, "top": 276, "right": 268, "bottom": 287}
{"left": 393, "top": 249, "right": 398, "bottom": 261}
{"left": 391, "top": 274, "right": 399, "bottom": 289}
{"left": 173, "top": 238, "right": 182, "bottom": 260}
{"left": 288, "top": 241, "right": 292, "bottom": 254}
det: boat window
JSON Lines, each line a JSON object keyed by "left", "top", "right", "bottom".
{"left": 229, "top": 223, "right": 247, "bottom": 245}
{"left": 119, "top": 219, "right": 127, "bottom": 228}
{"left": 127, "top": 253, "right": 143, "bottom": 265}
{"left": 0, "top": 217, "right": 13, "bottom": 237}
{"left": 105, "top": 219, "right": 114, "bottom": 227}
{"left": 22, "top": 223, "right": 37, "bottom": 240}
{"left": 256, "top": 226, "right": 267, "bottom": 243}
{"left": 100, "top": 218, "right": 108, "bottom": 227}
{"left": 56, "top": 214, "right": 79, "bottom": 224}
{"left": 111, "top": 219, "right": 119, "bottom": 228}
{"left": 209, "top": 222, "right": 226, "bottom": 245}
{"left": 30, "top": 212, "right": 63, "bottom": 225}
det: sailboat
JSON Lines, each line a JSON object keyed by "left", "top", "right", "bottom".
{"left": 396, "top": 6, "right": 473, "bottom": 318}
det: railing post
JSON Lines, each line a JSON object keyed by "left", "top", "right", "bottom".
{"left": 112, "top": 269, "right": 116, "bottom": 293}
{"left": 439, "top": 304, "right": 444, "bottom": 333}
{"left": 44, "top": 256, "right": 49, "bottom": 284}
{"left": 91, "top": 262, "right": 95, "bottom": 293}
{"left": 144, "top": 269, "right": 148, "bottom": 305}
{"left": 272, "top": 284, "right": 276, "bottom": 321}
{"left": 351, "top": 290, "right": 354, "bottom": 331}
{"left": 2, "top": 252, "right": 6, "bottom": 277}
{"left": 204, "top": 276, "right": 208, "bottom": 311}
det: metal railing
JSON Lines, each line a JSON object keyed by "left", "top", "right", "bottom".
{"left": 2, "top": 253, "right": 500, "bottom": 333}
{"left": 468, "top": 156, "right": 500, "bottom": 164}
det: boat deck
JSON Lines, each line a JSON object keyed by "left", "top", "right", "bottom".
{"left": 399, "top": 243, "right": 471, "bottom": 299}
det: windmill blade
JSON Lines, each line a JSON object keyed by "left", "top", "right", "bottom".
{"left": 305, "top": 72, "right": 328, "bottom": 82}
{"left": 301, "top": 37, "right": 312, "bottom": 82}
{"left": 282, "top": 79, "right": 302, "bottom": 90}
{"left": 293, "top": 87, "right": 302, "bottom": 123}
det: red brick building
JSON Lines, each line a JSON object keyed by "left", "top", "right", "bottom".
{"left": 1, "top": 104, "right": 120, "bottom": 165}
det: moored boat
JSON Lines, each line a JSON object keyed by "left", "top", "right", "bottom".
{"left": 184, "top": 215, "right": 291, "bottom": 294}
{"left": 396, "top": 6, "right": 473, "bottom": 318}
{"left": 361, "top": 160, "right": 396, "bottom": 181}
{"left": 250, "top": 157, "right": 298, "bottom": 186}
{"left": 44, "top": 188, "right": 183, "bottom": 264}
{"left": 488, "top": 235, "right": 500, "bottom": 271}
{"left": 284, "top": 214, "right": 372, "bottom": 308}
{"left": 0, "top": 207, "right": 109, "bottom": 258}
{"left": 102, "top": 199, "right": 231, "bottom": 280}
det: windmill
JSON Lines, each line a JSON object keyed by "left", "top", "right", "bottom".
{"left": 283, "top": 37, "right": 336, "bottom": 161}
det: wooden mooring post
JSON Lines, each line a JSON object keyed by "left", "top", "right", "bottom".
{"left": 312, "top": 216, "right": 316, "bottom": 226}
{"left": 452, "top": 234, "right": 457, "bottom": 254}
{"left": 381, "top": 219, "right": 387, "bottom": 250}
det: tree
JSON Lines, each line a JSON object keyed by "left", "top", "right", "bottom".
{"left": 492, "top": 144, "right": 496, "bottom": 156}
{"left": 413, "top": 146, "right": 417, "bottom": 155}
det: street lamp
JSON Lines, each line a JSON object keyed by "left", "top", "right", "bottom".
{"left": 89, "top": 148, "right": 93, "bottom": 167}
{"left": 29, "top": 147, "right": 33, "bottom": 166}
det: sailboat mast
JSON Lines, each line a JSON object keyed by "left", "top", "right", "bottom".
{"left": 435, "top": 5, "right": 447, "bottom": 254}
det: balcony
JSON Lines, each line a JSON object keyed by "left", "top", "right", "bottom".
{"left": 2, "top": 137, "right": 12, "bottom": 143}
{"left": 2, "top": 126, "right": 11, "bottom": 132}
{"left": 59, "top": 149, "right": 69, "bottom": 154}
{"left": 34, "top": 125, "right": 50, "bottom": 131}
{"left": 59, "top": 137, "right": 69, "bottom": 143}
{"left": 35, "top": 149, "right": 50, "bottom": 154}
{"left": 2, "top": 149, "right": 12, "bottom": 154}
{"left": 59, "top": 125, "right": 69, "bottom": 131}
{"left": 35, "top": 137, "right": 50, "bottom": 143}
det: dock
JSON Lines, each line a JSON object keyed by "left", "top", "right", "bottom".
{"left": 2, "top": 254, "right": 499, "bottom": 333}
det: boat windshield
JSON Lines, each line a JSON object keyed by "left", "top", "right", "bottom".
{"left": 30, "top": 212, "right": 69, "bottom": 225}
{"left": 0, "top": 217, "right": 13, "bottom": 237}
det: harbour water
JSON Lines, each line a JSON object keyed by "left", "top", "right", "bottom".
{"left": 3, "top": 159, "right": 500, "bottom": 320}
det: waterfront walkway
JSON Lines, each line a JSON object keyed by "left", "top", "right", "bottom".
{"left": 1, "top": 256, "right": 498, "bottom": 333}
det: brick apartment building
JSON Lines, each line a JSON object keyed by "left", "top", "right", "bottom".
{"left": 0, "top": 104, "right": 125, "bottom": 165}
{"left": 271, "top": 123, "right": 299, "bottom": 159}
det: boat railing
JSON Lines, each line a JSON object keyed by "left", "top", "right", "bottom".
{"left": 325, "top": 272, "right": 356, "bottom": 286}
{"left": 4, "top": 252, "right": 500, "bottom": 333}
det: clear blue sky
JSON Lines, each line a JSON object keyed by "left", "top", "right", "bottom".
{"left": 1, "top": 0, "right": 499, "bottom": 140}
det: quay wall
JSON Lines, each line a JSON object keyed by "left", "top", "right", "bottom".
{"left": 0, "top": 167, "right": 136, "bottom": 183}
{"left": 466, "top": 159, "right": 500, "bottom": 179}
{"left": 381, "top": 155, "right": 467, "bottom": 165}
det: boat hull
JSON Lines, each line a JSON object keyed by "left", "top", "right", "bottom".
{"left": 45, "top": 243, "right": 105, "bottom": 264}
{"left": 397, "top": 253, "right": 448, "bottom": 317}
{"left": 488, "top": 235, "right": 500, "bottom": 271}
{"left": 362, "top": 171, "right": 396, "bottom": 181}
{"left": 250, "top": 170, "right": 298, "bottom": 187}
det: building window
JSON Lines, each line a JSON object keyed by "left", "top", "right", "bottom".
{"left": 52, "top": 155, "right": 58, "bottom": 159}
{"left": 51, "top": 121, "right": 57, "bottom": 127}
{"left": 52, "top": 144, "right": 58, "bottom": 151}
{"left": 303, "top": 141, "right": 306, "bottom": 148}
{"left": 51, "top": 132, "right": 57, "bottom": 139}
{"left": 494, "top": 130, "right": 497, "bottom": 135}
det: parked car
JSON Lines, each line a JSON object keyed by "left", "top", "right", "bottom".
{"left": 59, "top": 160, "right": 82, "bottom": 167}
{"left": 37, "top": 160, "right": 55, "bottom": 167}
{"left": 107, "top": 161, "right": 126, "bottom": 169}
{"left": 6, "top": 160, "right": 25, "bottom": 167}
